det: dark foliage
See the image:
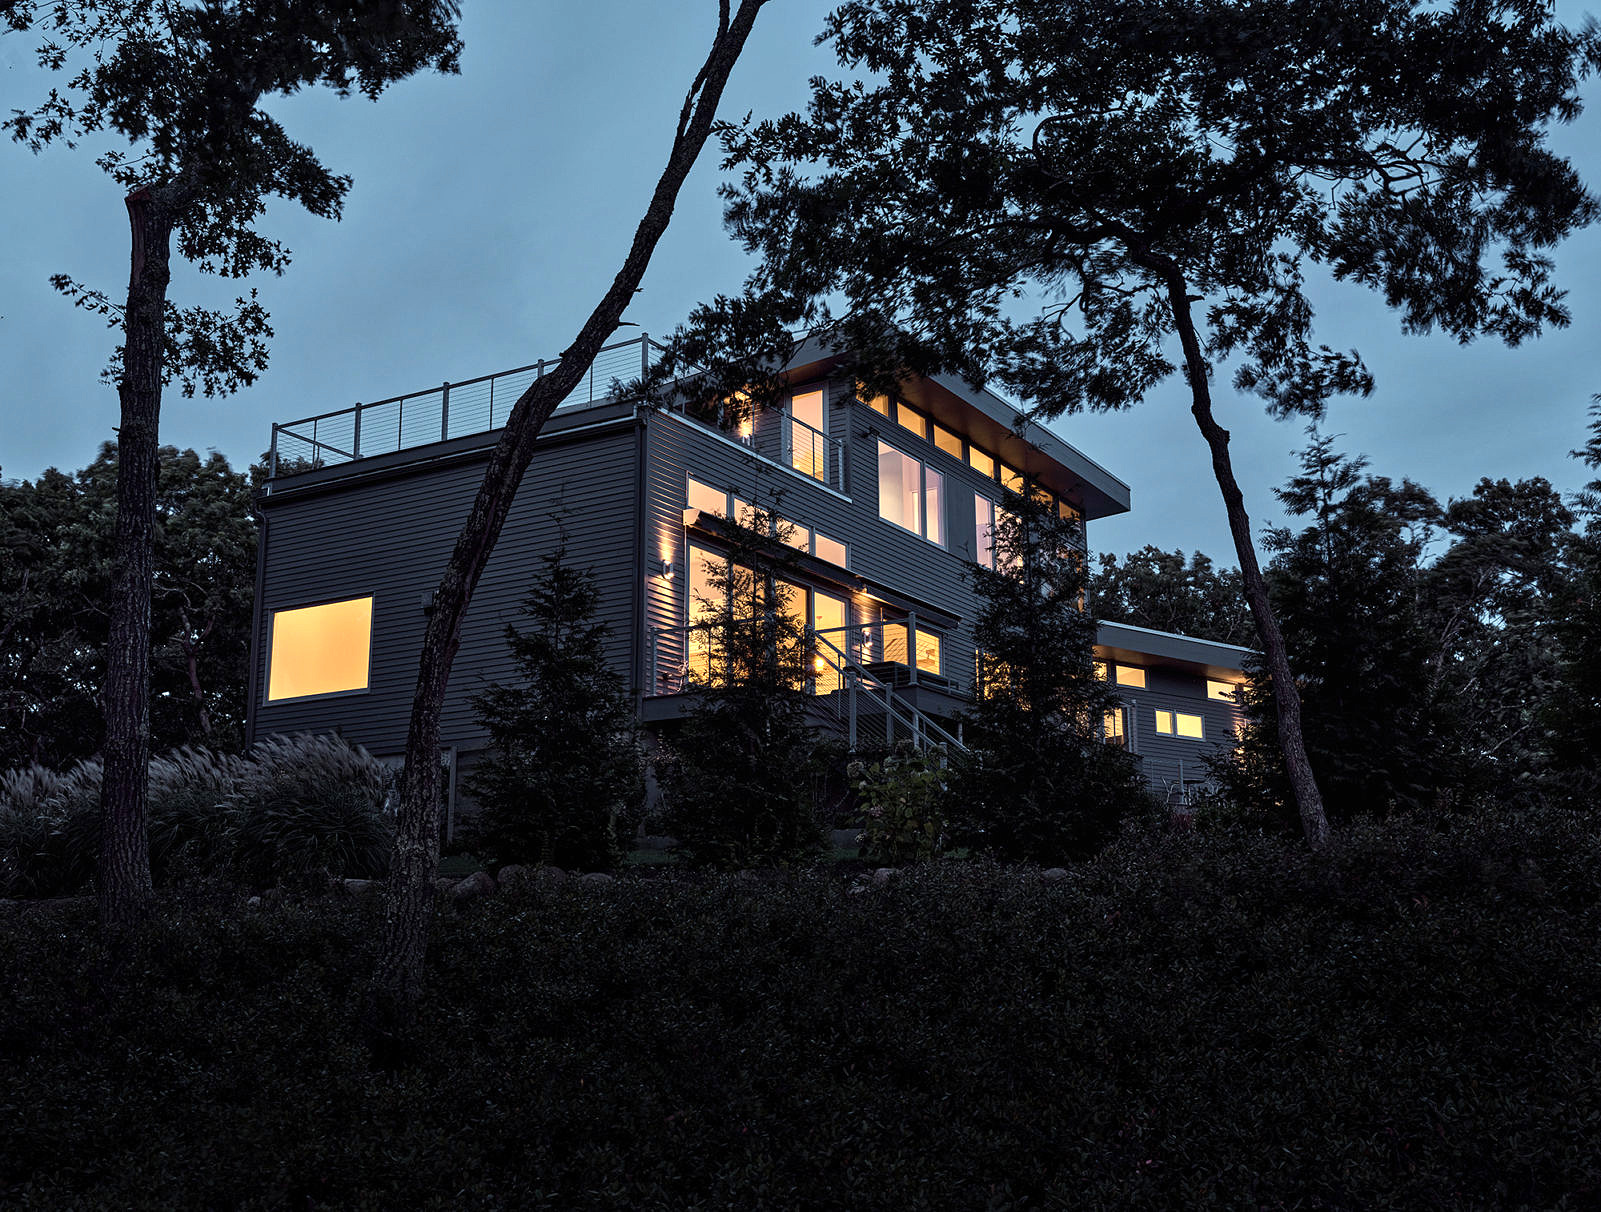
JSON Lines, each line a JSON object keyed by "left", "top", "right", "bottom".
{"left": 655, "top": 510, "right": 828, "bottom": 867}
{"left": 1088, "top": 546, "right": 1252, "bottom": 645}
{"left": 3, "top": 809, "right": 1599, "bottom": 1208}
{"left": 464, "top": 548, "right": 644, "bottom": 872}
{"left": 1546, "top": 402, "right": 1601, "bottom": 800}
{"left": 956, "top": 487, "right": 1148, "bottom": 861}
{"left": 1219, "top": 435, "right": 1577, "bottom": 825}
{"left": 0, "top": 444, "right": 258, "bottom": 769}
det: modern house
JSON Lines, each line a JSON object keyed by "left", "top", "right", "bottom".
{"left": 247, "top": 334, "right": 1248, "bottom": 824}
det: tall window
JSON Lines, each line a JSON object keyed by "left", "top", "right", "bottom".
{"left": 877, "top": 440, "right": 944, "bottom": 546}
{"left": 975, "top": 494, "right": 996, "bottom": 568}
{"left": 786, "top": 389, "right": 828, "bottom": 482}
{"left": 266, "top": 596, "right": 373, "bottom": 702}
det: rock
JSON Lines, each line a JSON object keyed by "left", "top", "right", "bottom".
{"left": 246, "top": 895, "right": 262, "bottom": 909}
{"left": 434, "top": 876, "right": 459, "bottom": 896}
{"left": 579, "top": 871, "right": 615, "bottom": 885}
{"left": 261, "top": 888, "right": 285, "bottom": 906}
{"left": 342, "top": 878, "right": 378, "bottom": 896}
{"left": 535, "top": 866, "right": 569, "bottom": 886}
{"left": 872, "top": 867, "right": 896, "bottom": 886}
{"left": 451, "top": 871, "right": 497, "bottom": 903}
{"left": 1041, "top": 867, "right": 1069, "bottom": 884}
{"left": 496, "top": 864, "right": 530, "bottom": 889}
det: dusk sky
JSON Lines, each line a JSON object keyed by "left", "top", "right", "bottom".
{"left": 4, "top": 2, "right": 1601, "bottom": 563}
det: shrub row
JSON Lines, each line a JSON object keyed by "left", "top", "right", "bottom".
{"left": 0, "top": 734, "right": 391, "bottom": 897}
{"left": 2, "top": 807, "right": 1598, "bottom": 1208}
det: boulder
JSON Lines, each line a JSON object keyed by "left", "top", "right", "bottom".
{"left": 535, "top": 866, "right": 569, "bottom": 886}
{"left": 1041, "top": 867, "right": 1069, "bottom": 884}
{"left": 342, "top": 878, "right": 379, "bottom": 897}
{"left": 872, "top": 867, "right": 897, "bottom": 886}
{"left": 246, "top": 895, "right": 262, "bottom": 910}
{"left": 579, "top": 871, "right": 615, "bottom": 885}
{"left": 496, "top": 864, "right": 530, "bottom": 889}
{"left": 434, "top": 876, "right": 459, "bottom": 896}
{"left": 451, "top": 871, "right": 498, "bottom": 903}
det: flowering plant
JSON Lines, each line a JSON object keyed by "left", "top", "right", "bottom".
{"left": 850, "top": 745, "right": 950, "bottom": 864}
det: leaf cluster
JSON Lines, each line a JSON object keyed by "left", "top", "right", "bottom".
{"left": 667, "top": 0, "right": 1600, "bottom": 425}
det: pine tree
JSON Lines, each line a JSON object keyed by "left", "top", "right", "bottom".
{"left": 464, "top": 548, "right": 642, "bottom": 873}
{"left": 657, "top": 508, "right": 827, "bottom": 868}
{"left": 957, "top": 485, "right": 1146, "bottom": 862}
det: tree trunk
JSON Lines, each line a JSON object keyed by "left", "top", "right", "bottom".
{"left": 1158, "top": 269, "right": 1331, "bottom": 849}
{"left": 370, "top": 0, "right": 770, "bottom": 1026}
{"left": 98, "top": 188, "right": 175, "bottom": 932}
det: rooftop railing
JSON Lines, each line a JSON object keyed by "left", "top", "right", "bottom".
{"left": 268, "top": 334, "right": 663, "bottom": 477}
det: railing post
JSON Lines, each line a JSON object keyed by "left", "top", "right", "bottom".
{"left": 397, "top": 397, "right": 404, "bottom": 450}
{"left": 641, "top": 332, "right": 650, "bottom": 379}
{"left": 488, "top": 375, "right": 495, "bottom": 430}
{"left": 269, "top": 424, "right": 279, "bottom": 479}
{"left": 441, "top": 381, "right": 451, "bottom": 442}
{"left": 353, "top": 404, "right": 362, "bottom": 459}
{"left": 848, "top": 671, "right": 858, "bottom": 750}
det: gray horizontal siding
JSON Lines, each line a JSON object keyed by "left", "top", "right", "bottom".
{"left": 1115, "top": 666, "right": 1243, "bottom": 793}
{"left": 251, "top": 420, "right": 642, "bottom": 759}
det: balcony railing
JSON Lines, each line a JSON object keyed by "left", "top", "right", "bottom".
{"left": 645, "top": 615, "right": 967, "bottom": 754}
{"left": 268, "top": 333, "right": 849, "bottom": 495}
{"left": 269, "top": 335, "right": 662, "bottom": 476}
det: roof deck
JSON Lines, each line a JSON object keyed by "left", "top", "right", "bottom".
{"left": 268, "top": 334, "right": 663, "bottom": 476}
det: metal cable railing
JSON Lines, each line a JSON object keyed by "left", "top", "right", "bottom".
{"left": 269, "top": 334, "right": 661, "bottom": 475}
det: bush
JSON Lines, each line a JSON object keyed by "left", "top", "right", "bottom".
{"left": 851, "top": 745, "right": 951, "bottom": 864}
{"left": 3, "top": 807, "right": 1600, "bottom": 1207}
{"left": 226, "top": 734, "right": 391, "bottom": 886}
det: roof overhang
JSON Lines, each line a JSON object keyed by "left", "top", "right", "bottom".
{"left": 1095, "top": 620, "right": 1254, "bottom": 681}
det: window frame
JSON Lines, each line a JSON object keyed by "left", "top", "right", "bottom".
{"left": 876, "top": 438, "right": 946, "bottom": 548}
{"left": 1154, "top": 709, "right": 1205, "bottom": 740}
{"left": 264, "top": 592, "right": 376, "bottom": 705}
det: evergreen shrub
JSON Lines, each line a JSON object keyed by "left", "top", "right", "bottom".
{"left": 4, "top": 809, "right": 1599, "bottom": 1208}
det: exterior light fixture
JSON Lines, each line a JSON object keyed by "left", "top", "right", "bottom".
{"left": 655, "top": 559, "right": 675, "bottom": 580}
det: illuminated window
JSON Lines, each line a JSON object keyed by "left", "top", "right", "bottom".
{"left": 861, "top": 389, "right": 890, "bottom": 416}
{"left": 1103, "top": 708, "right": 1127, "bottom": 746}
{"left": 266, "top": 596, "right": 373, "bottom": 702}
{"left": 811, "top": 591, "right": 847, "bottom": 693}
{"left": 787, "top": 388, "right": 828, "bottom": 481}
{"left": 1114, "top": 665, "right": 1146, "bottom": 689}
{"left": 877, "top": 440, "right": 945, "bottom": 547}
{"left": 895, "top": 403, "right": 930, "bottom": 440}
{"left": 968, "top": 446, "right": 995, "bottom": 478}
{"left": 777, "top": 516, "right": 811, "bottom": 552}
{"left": 1058, "top": 499, "right": 1082, "bottom": 523}
{"left": 975, "top": 495, "right": 997, "bottom": 569}
{"left": 1155, "top": 710, "right": 1205, "bottom": 739}
{"left": 1207, "top": 679, "right": 1240, "bottom": 703}
{"left": 814, "top": 532, "right": 848, "bottom": 567}
{"left": 1000, "top": 463, "right": 1024, "bottom": 495}
{"left": 883, "top": 621, "right": 941, "bottom": 675}
{"left": 686, "top": 476, "right": 726, "bottom": 519}
{"left": 933, "top": 423, "right": 962, "bottom": 460}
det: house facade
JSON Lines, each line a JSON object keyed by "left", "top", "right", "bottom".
{"left": 247, "top": 335, "right": 1247, "bottom": 822}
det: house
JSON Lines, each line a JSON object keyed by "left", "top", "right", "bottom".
{"left": 246, "top": 334, "right": 1248, "bottom": 826}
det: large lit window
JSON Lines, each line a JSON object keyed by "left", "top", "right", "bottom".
{"left": 1207, "top": 679, "right": 1241, "bottom": 703}
{"left": 1103, "top": 707, "right": 1127, "bottom": 746}
{"left": 1000, "top": 463, "right": 1024, "bottom": 495}
{"left": 877, "top": 440, "right": 944, "bottom": 546}
{"left": 968, "top": 446, "right": 995, "bottom": 478}
{"left": 1155, "top": 710, "right": 1204, "bottom": 739}
{"left": 932, "top": 422, "right": 963, "bottom": 460}
{"left": 266, "top": 596, "right": 373, "bottom": 702}
{"left": 1114, "top": 664, "right": 1146, "bottom": 689}
{"left": 787, "top": 389, "right": 828, "bottom": 482}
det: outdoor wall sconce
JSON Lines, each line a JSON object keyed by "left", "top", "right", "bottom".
{"left": 655, "top": 559, "right": 675, "bottom": 580}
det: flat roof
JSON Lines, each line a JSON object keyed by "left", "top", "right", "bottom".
{"left": 1095, "top": 620, "right": 1254, "bottom": 680}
